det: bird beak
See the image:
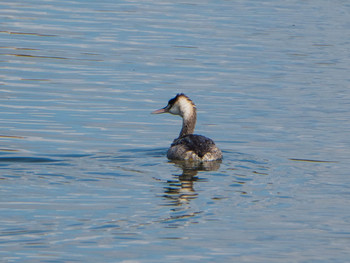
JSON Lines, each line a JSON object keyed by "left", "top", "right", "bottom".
{"left": 151, "top": 106, "right": 168, "bottom": 114}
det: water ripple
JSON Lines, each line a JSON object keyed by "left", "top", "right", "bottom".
{"left": 1, "top": 0, "right": 350, "bottom": 262}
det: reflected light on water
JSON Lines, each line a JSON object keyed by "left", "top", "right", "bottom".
{"left": 1, "top": 0, "right": 350, "bottom": 262}
{"left": 161, "top": 160, "right": 221, "bottom": 206}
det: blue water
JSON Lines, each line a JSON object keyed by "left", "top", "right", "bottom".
{"left": 1, "top": 0, "right": 350, "bottom": 262}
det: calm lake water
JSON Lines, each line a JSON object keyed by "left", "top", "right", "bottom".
{"left": 1, "top": 0, "right": 350, "bottom": 262}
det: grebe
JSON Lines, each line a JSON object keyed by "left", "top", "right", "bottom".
{"left": 152, "top": 93, "right": 222, "bottom": 162}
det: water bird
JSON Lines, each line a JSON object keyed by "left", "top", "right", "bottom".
{"left": 152, "top": 93, "right": 222, "bottom": 162}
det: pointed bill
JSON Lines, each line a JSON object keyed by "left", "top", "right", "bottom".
{"left": 151, "top": 107, "right": 167, "bottom": 114}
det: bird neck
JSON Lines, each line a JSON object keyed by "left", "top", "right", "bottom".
{"left": 179, "top": 108, "right": 196, "bottom": 138}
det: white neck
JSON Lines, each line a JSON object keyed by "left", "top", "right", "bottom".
{"left": 179, "top": 106, "right": 196, "bottom": 138}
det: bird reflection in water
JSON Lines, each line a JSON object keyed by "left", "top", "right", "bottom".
{"left": 162, "top": 160, "right": 221, "bottom": 206}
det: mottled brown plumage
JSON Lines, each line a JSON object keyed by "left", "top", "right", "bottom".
{"left": 152, "top": 94, "right": 222, "bottom": 161}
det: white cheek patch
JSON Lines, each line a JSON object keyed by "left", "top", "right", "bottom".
{"left": 168, "top": 97, "right": 195, "bottom": 117}
{"left": 169, "top": 104, "right": 181, "bottom": 115}
{"left": 181, "top": 100, "right": 193, "bottom": 118}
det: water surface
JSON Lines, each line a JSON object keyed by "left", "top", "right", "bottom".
{"left": 1, "top": 0, "right": 350, "bottom": 262}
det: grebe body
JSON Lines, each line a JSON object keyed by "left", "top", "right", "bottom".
{"left": 152, "top": 94, "right": 222, "bottom": 162}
